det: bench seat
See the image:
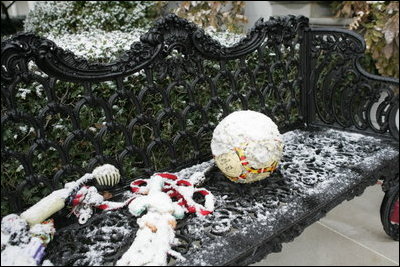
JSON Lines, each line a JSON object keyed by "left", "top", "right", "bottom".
{"left": 44, "top": 128, "right": 399, "bottom": 266}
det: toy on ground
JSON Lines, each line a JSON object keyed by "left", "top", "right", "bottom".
{"left": 211, "top": 110, "right": 284, "bottom": 183}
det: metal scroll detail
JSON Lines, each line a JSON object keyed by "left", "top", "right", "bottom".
{"left": 45, "top": 209, "right": 139, "bottom": 265}
{"left": 1, "top": 32, "right": 161, "bottom": 83}
{"left": 1, "top": 14, "right": 309, "bottom": 214}
{"left": 1, "top": 14, "right": 308, "bottom": 82}
{"left": 308, "top": 28, "right": 399, "bottom": 140}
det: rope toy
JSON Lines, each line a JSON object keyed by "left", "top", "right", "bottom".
{"left": 67, "top": 164, "right": 215, "bottom": 225}
{"left": 9, "top": 162, "right": 215, "bottom": 266}
{"left": 69, "top": 171, "right": 215, "bottom": 224}
{"left": 130, "top": 173, "right": 214, "bottom": 216}
{"left": 66, "top": 164, "right": 124, "bottom": 224}
{"left": 117, "top": 173, "right": 215, "bottom": 266}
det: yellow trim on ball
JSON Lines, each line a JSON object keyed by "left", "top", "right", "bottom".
{"left": 234, "top": 145, "right": 278, "bottom": 174}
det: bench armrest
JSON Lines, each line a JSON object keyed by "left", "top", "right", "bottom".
{"left": 304, "top": 27, "right": 399, "bottom": 141}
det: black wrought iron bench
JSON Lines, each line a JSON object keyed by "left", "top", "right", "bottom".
{"left": 1, "top": 14, "right": 399, "bottom": 266}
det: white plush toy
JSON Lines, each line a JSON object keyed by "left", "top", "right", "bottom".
{"left": 117, "top": 175, "right": 185, "bottom": 266}
{"left": 211, "top": 110, "right": 284, "bottom": 183}
{"left": 117, "top": 171, "right": 215, "bottom": 266}
{"left": 1, "top": 214, "right": 55, "bottom": 266}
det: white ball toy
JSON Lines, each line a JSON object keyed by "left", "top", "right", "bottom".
{"left": 211, "top": 110, "right": 284, "bottom": 183}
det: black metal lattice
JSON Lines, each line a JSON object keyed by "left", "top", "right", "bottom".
{"left": 1, "top": 15, "right": 308, "bottom": 214}
{"left": 1, "top": 14, "right": 399, "bottom": 217}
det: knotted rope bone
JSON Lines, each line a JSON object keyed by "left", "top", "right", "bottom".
{"left": 130, "top": 173, "right": 214, "bottom": 216}
{"left": 117, "top": 173, "right": 215, "bottom": 266}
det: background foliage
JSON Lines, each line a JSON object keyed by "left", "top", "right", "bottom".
{"left": 23, "top": 1, "right": 248, "bottom": 35}
{"left": 23, "top": 1, "right": 167, "bottom": 35}
{"left": 331, "top": 1, "right": 399, "bottom": 78}
{"left": 173, "top": 1, "right": 248, "bottom": 33}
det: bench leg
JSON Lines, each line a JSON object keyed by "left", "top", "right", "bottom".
{"left": 380, "top": 175, "right": 399, "bottom": 241}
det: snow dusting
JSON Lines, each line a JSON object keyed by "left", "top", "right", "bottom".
{"left": 41, "top": 128, "right": 398, "bottom": 266}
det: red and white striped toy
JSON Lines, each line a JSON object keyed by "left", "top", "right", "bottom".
{"left": 130, "top": 173, "right": 214, "bottom": 216}
{"left": 69, "top": 172, "right": 215, "bottom": 223}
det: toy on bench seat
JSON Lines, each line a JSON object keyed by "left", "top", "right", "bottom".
{"left": 2, "top": 162, "right": 216, "bottom": 266}
{"left": 1, "top": 164, "right": 122, "bottom": 265}
{"left": 211, "top": 110, "right": 284, "bottom": 183}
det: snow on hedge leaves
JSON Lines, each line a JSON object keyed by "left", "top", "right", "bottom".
{"left": 45, "top": 29, "right": 244, "bottom": 63}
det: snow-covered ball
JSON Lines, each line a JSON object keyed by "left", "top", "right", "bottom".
{"left": 211, "top": 110, "right": 283, "bottom": 183}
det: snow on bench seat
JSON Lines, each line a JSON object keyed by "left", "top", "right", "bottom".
{"left": 45, "top": 128, "right": 399, "bottom": 266}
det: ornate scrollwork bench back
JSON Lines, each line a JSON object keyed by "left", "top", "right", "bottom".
{"left": 1, "top": 14, "right": 309, "bottom": 214}
{"left": 1, "top": 14, "right": 398, "bottom": 217}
